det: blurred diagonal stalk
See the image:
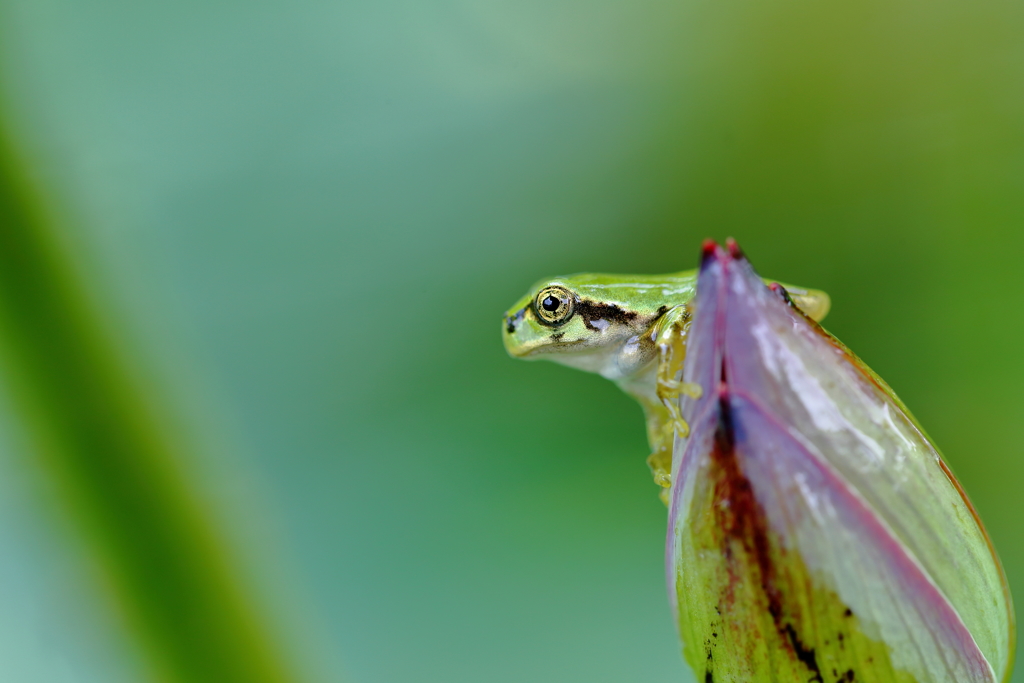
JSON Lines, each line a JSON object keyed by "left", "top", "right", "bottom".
{"left": 0, "top": 123, "right": 304, "bottom": 680}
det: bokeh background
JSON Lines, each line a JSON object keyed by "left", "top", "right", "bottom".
{"left": 0, "top": 0, "right": 1022, "bottom": 682}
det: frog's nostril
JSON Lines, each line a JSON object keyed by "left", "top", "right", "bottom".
{"left": 505, "top": 307, "right": 527, "bottom": 334}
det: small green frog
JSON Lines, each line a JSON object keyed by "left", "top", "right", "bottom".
{"left": 502, "top": 269, "right": 830, "bottom": 500}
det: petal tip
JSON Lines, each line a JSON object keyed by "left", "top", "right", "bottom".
{"left": 701, "top": 238, "right": 719, "bottom": 260}
{"left": 725, "top": 237, "right": 744, "bottom": 260}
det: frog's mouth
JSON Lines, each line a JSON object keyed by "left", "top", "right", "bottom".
{"left": 505, "top": 337, "right": 589, "bottom": 362}
{"left": 515, "top": 338, "right": 587, "bottom": 357}
{"left": 502, "top": 323, "right": 587, "bottom": 358}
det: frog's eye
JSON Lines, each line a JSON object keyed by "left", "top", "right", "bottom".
{"left": 534, "top": 286, "right": 575, "bottom": 326}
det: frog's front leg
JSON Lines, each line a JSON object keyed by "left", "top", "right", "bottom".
{"left": 645, "top": 305, "right": 702, "bottom": 500}
{"left": 655, "top": 312, "right": 703, "bottom": 436}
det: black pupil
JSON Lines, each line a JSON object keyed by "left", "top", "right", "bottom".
{"left": 542, "top": 295, "right": 561, "bottom": 312}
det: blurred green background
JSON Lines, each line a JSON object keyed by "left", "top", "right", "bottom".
{"left": 0, "top": 0, "right": 1021, "bottom": 681}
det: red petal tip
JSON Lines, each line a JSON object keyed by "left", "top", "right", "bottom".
{"left": 700, "top": 239, "right": 722, "bottom": 268}
{"left": 725, "top": 237, "right": 744, "bottom": 259}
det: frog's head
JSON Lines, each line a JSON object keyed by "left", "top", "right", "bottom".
{"left": 502, "top": 272, "right": 695, "bottom": 379}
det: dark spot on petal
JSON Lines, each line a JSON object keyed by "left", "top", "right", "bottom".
{"left": 768, "top": 282, "right": 797, "bottom": 309}
{"left": 783, "top": 624, "right": 823, "bottom": 682}
{"left": 712, "top": 355, "right": 823, "bottom": 683}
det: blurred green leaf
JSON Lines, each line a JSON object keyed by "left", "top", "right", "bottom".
{"left": 0, "top": 0, "right": 1022, "bottom": 681}
{"left": 0, "top": 117, "right": 304, "bottom": 683}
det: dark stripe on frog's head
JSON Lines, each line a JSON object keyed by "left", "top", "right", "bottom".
{"left": 575, "top": 299, "right": 639, "bottom": 331}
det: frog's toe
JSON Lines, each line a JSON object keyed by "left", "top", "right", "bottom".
{"left": 681, "top": 382, "right": 703, "bottom": 399}
{"left": 646, "top": 450, "right": 673, "bottom": 488}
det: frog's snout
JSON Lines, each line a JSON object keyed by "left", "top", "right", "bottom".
{"left": 502, "top": 307, "right": 528, "bottom": 357}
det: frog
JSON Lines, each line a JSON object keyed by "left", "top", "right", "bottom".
{"left": 502, "top": 268, "right": 830, "bottom": 502}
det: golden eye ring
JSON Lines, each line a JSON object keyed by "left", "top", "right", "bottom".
{"left": 534, "top": 286, "right": 575, "bottom": 326}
